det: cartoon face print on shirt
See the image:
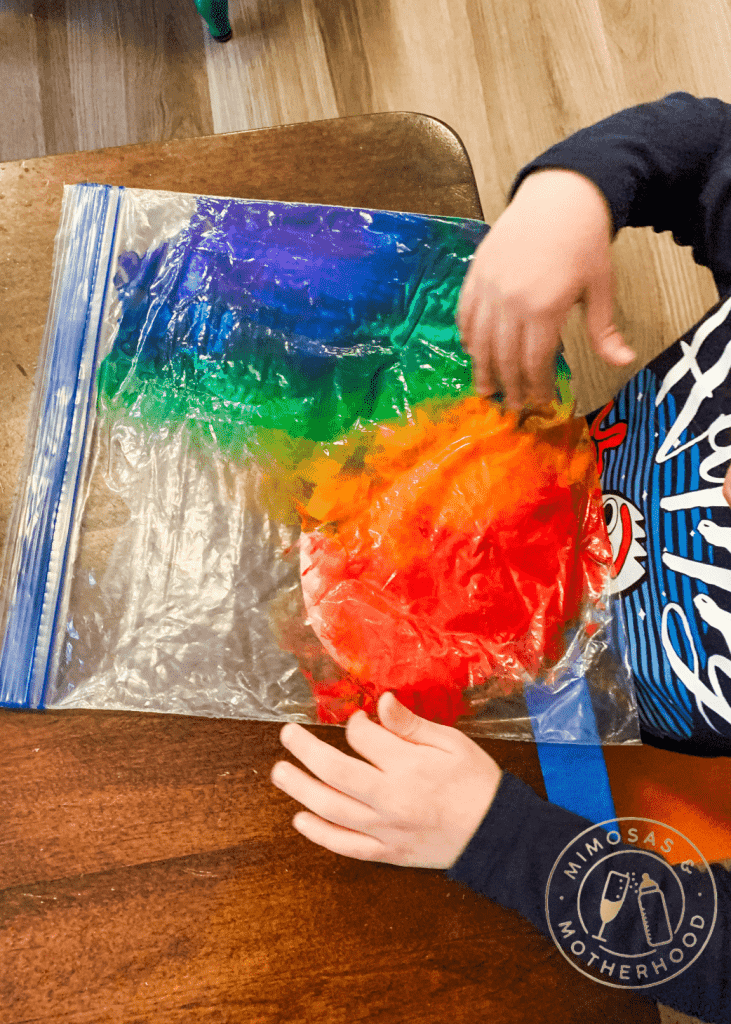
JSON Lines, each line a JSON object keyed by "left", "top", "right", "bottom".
{"left": 587, "top": 293, "right": 731, "bottom": 754}
{"left": 603, "top": 493, "right": 647, "bottom": 596}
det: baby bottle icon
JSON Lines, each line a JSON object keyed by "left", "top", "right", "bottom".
{"left": 637, "top": 872, "right": 673, "bottom": 946}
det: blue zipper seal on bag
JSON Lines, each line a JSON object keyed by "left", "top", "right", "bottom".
{"left": 0, "top": 184, "right": 123, "bottom": 708}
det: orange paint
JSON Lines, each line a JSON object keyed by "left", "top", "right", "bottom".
{"left": 293, "top": 398, "right": 613, "bottom": 725}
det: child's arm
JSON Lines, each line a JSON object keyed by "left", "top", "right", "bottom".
{"left": 508, "top": 91, "right": 731, "bottom": 251}
{"left": 459, "top": 92, "right": 731, "bottom": 406}
{"left": 458, "top": 91, "right": 731, "bottom": 505}
{"left": 271, "top": 693, "right": 731, "bottom": 1023}
{"left": 448, "top": 766, "right": 731, "bottom": 1024}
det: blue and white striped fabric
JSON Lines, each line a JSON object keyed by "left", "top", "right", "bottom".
{"left": 588, "top": 293, "right": 731, "bottom": 756}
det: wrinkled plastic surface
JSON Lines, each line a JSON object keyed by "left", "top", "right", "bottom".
{"left": 0, "top": 184, "right": 640, "bottom": 743}
{"left": 296, "top": 399, "right": 612, "bottom": 725}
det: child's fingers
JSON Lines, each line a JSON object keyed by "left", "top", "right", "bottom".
{"left": 456, "top": 275, "right": 476, "bottom": 347}
{"left": 291, "top": 811, "right": 393, "bottom": 862}
{"left": 522, "top": 319, "right": 564, "bottom": 404}
{"left": 493, "top": 316, "right": 524, "bottom": 408}
{"left": 457, "top": 278, "right": 499, "bottom": 398}
{"left": 278, "top": 721, "right": 379, "bottom": 803}
{"left": 376, "top": 691, "right": 460, "bottom": 750}
{"left": 344, "top": 706, "right": 425, "bottom": 770}
{"left": 593, "top": 326, "right": 636, "bottom": 366}
{"left": 583, "top": 267, "right": 635, "bottom": 366}
{"left": 469, "top": 305, "right": 500, "bottom": 398}
{"left": 271, "top": 759, "right": 378, "bottom": 832}
{"left": 345, "top": 698, "right": 456, "bottom": 771}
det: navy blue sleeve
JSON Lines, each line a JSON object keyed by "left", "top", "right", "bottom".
{"left": 447, "top": 771, "right": 731, "bottom": 1023}
{"left": 507, "top": 91, "right": 731, "bottom": 296}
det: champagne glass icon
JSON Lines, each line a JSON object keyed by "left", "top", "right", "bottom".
{"left": 592, "top": 870, "right": 631, "bottom": 940}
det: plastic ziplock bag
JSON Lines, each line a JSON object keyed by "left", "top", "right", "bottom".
{"left": 0, "top": 184, "right": 641, "bottom": 744}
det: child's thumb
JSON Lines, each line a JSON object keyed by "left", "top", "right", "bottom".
{"left": 377, "top": 691, "right": 436, "bottom": 744}
{"left": 583, "top": 271, "right": 635, "bottom": 367}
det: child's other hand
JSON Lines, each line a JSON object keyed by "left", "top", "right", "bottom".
{"left": 270, "top": 691, "right": 503, "bottom": 870}
{"left": 457, "top": 168, "right": 636, "bottom": 408}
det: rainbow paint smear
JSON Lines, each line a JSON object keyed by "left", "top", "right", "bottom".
{"left": 96, "top": 195, "right": 608, "bottom": 726}
{"left": 99, "top": 201, "right": 493, "bottom": 447}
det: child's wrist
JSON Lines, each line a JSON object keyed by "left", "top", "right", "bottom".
{"left": 514, "top": 167, "right": 615, "bottom": 238}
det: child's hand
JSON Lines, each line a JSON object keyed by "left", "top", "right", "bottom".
{"left": 270, "top": 691, "right": 503, "bottom": 870}
{"left": 457, "top": 168, "right": 636, "bottom": 408}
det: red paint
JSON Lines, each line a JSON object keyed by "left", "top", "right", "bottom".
{"left": 290, "top": 399, "right": 613, "bottom": 726}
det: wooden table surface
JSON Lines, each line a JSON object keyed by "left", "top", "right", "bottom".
{"left": 0, "top": 113, "right": 660, "bottom": 1024}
